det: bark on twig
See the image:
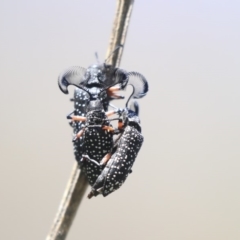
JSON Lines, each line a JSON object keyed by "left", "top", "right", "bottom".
{"left": 46, "top": 1, "right": 134, "bottom": 239}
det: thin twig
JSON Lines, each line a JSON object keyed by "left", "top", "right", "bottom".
{"left": 106, "top": 0, "right": 134, "bottom": 67}
{"left": 46, "top": 164, "right": 88, "bottom": 240}
{"left": 46, "top": 1, "right": 134, "bottom": 239}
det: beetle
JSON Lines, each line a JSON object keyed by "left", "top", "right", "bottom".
{"left": 67, "top": 97, "right": 124, "bottom": 185}
{"left": 85, "top": 100, "right": 144, "bottom": 198}
{"left": 58, "top": 63, "right": 148, "bottom": 163}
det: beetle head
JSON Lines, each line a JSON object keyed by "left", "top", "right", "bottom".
{"left": 85, "top": 64, "right": 106, "bottom": 88}
{"left": 86, "top": 63, "right": 128, "bottom": 90}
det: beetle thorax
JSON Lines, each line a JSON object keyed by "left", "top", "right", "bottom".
{"left": 86, "top": 110, "right": 106, "bottom": 125}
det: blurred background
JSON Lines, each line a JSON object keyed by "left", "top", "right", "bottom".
{"left": 1, "top": 0, "right": 240, "bottom": 239}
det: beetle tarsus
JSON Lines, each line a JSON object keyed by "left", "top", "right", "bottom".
{"left": 66, "top": 112, "right": 74, "bottom": 119}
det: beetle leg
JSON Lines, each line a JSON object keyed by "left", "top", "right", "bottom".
{"left": 66, "top": 111, "right": 74, "bottom": 119}
{"left": 71, "top": 115, "right": 86, "bottom": 122}
{"left": 72, "top": 128, "right": 85, "bottom": 142}
{"left": 82, "top": 152, "right": 111, "bottom": 167}
{"left": 87, "top": 191, "right": 94, "bottom": 199}
{"left": 102, "top": 125, "right": 115, "bottom": 132}
{"left": 100, "top": 153, "right": 112, "bottom": 165}
{"left": 107, "top": 87, "right": 124, "bottom": 99}
{"left": 105, "top": 110, "right": 116, "bottom": 117}
{"left": 110, "top": 117, "right": 124, "bottom": 135}
{"left": 108, "top": 86, "right": 121, "bottom": 91}
{"left": 87, "top": 187, "right": 103, "bottom": 199}
{"left": 106, "top": 108, "right": 123, "bottom": 119}
{"left": 118, "top": 118, "right": 124, "bottom": 130}
{"left": 67, "top": 111, "right": 86, "bottom": 122}
{"left": 82, "top": 154, "right": 101, "bottom": 166}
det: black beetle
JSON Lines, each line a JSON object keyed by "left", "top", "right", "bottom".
{"left": 67, "top": 98, "right": 121, "bottom": 185}
{"left": 85, "top": 100, "right": 144, "bottom": 198}
{"left": 58, "top": 63, "right": 148, "bottom": 162}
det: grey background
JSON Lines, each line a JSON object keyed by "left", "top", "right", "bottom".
{"left": 1, "top": 0, "right": 240, "bottom": 239}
